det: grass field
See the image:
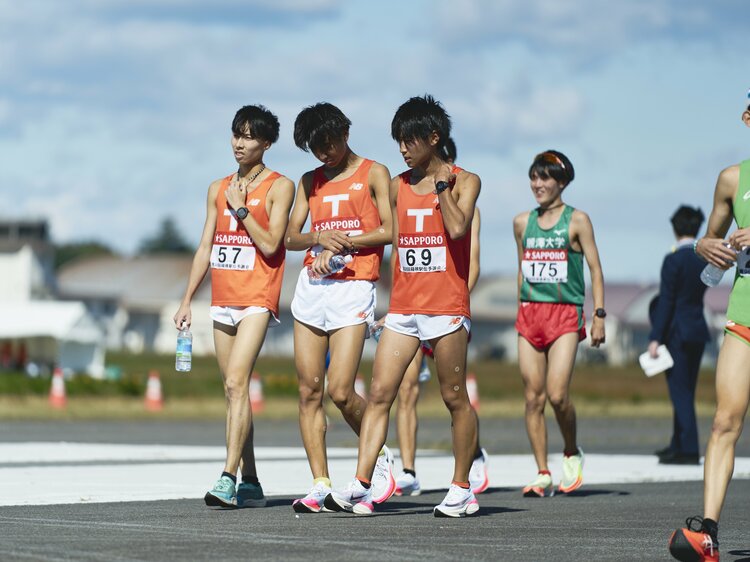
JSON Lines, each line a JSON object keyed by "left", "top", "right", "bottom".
{"left": 0, "top": 352, "right": 718, "bottom": 420}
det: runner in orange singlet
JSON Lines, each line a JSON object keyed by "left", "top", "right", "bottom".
{"left": 284, "top": 102, "right": 394, "bottom": 513}
{"left": 326, "top": 95, "right": 482, "bottom": 517}
{"left": 174, "top": 105, "right": 294, "bottom": 509}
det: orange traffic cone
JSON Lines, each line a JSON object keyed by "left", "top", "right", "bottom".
{"left": 144, "top": 370, "right": 164, "bottom": 411}
{"left": 354, "top": 373, "right": 367, "bottom": 399}
{"left": 49, "top": 367, "right": 67, "bottom": 409}
{"left": 249, "top": 371, "right": 264, "bottom": 413}
{"left": 467, "top": 372, "right": 480, "bottom": 412}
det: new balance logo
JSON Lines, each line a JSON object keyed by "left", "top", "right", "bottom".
{"left": 349, "top": 183, "right": 364, "bottom": 191}
{"left": 249, "top": 199, "right": 261, "bottom": 206}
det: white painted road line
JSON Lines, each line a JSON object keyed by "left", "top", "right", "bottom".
{"left": 1, "top": 443, "right": 748, "bottom": 507}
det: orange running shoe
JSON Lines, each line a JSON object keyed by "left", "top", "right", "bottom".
{"left": 668, "top": 516, "right": 719, "bottom": 561}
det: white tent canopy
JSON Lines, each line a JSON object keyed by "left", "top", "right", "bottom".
{"left": 0, "top": 301, "right": 105, "bottom": 377}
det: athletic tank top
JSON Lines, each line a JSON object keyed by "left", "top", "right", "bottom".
{"left": 727, "top": 159, "right": 750, "bottom": 326}
{"left": 389, "top": 167, "right": 471, "bottom": 317}
{"left": 520, "top": 205, "right": 585, "bottom": 305}
{"left": 303, "top": 158, "right": 383, "bottom": 281}
{"left": 210, "top": 170, "right": 285, "bottom": 314}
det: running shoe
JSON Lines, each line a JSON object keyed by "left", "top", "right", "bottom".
{"left": 433, "top": 484, "right": 479, "bottom": 518}
{"left": 371, "top": 445, "right": 396, "bottom": 504}
{"left": 324, "top": 479, "right": 373, "bottom": 515}
{"left": 236, "top": 481, "right": 266, "bottom": 508}
{"left": 418, "top": 356, "right": 431, "bottom": 383}
{"left": 469, "top": 447, "right": 490, "bottom": 494}
{"left": 522, "top": 472, "right": 554, "bottom": 498}
{"left": 204, "top": 476, "right": 238, "bottom": 508}
{"left": 292, "top": 481, "right": 331, "bottom": 513}
{"left": 668, "top": 516, "right": 719, "bottom": 562}
{"left": 394, "top": 471, "right": 421, "bottom": 496}
{"left": 559, "top": 448, "right": 584, "bottom": 494}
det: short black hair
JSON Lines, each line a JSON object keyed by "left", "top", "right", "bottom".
{"left": 293, "top": 102, "right": 351, "bottom": 153}
{"left": 670, "top": 205, "right": 705, "bottom": 237}
{"left": 231, "top": 105, "right": 280, "bottom": 144}
{"left": 443, "top": 137, "right": 457, "bottom": 163}
{"left": 391, "top": 95, "right": 451, "bottom": 156}
{"left": 528, "top": 150, "right": 575, "bottom": 187}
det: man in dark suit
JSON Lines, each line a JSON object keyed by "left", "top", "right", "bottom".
{"left": 648, "top": 205, "right": 710, "bottom": 465}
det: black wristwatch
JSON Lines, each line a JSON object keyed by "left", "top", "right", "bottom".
{"left": 594, "top": 308, "right": 607, "bottom": 319}
{"left": 236, "top": 207, "right": 249, "bottom": 220}
{"left": 434, "top": 181, "right": 450, "bottom": 195}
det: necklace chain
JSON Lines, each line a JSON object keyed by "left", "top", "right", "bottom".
{"left": 238, "top": 164, "right": 265, "bottom": 188}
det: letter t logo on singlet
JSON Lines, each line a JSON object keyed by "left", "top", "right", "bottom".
{"left": 224, "top": 209, "right": 238, "bottom": 231}
{"left": 407, "top": 208, "right": 433, "bottom": 232}
{"left": 323, "top": 194, "right": 350, "bottom": 217}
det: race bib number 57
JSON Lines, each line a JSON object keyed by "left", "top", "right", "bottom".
{"left": 522, "top": 249, "right": 568, "bottom": 283}
{"left": 211, "top": 232, "right": 256, "bottom": 271}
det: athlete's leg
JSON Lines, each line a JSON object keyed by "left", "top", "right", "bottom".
{"left": 294, "top": 320, "right": 331, "bottom": 479}
{"left": 545, "top": 332, "right": 580, "bottom": 454}
{"left": 703, "top": 334, "right": 750, "bottom": 521}
{"left": 518, "top": 335, "right": 549, "bottom": 471}
{"left": 396, "top": 347, "right": 424, "bottom": 472}
{"left": 213, "top": 313, "right": 270, "bottom": 476}
{"left": 326, "top": 323, "right": 368, "bottom": 434}
{"left": 356, "top": 329, "right": 420, "bottom": 481}
{"left": 431, "top": 327, "right": 476, "bottom": 483}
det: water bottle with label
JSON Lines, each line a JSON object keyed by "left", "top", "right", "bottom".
{"left": 175, "top": 323, "right": 192, "bottom": 372}
{"left": 307, "top": 254, "right": 353, "bottom": 280}
{"left": 370, "top": 323, "right": 384, "bottom": 342}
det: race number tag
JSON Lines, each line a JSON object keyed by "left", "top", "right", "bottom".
{"left": 398, "top": 233, "right": 446, "bottom": 272}
{"left": 211, "top": 232, "right": 256, "bottom": 271}
{"left": 738, "top": 247, "right": 750, "bottom": 277}
{"left": 522, "top": 249, "right": 568, "bottom": 283}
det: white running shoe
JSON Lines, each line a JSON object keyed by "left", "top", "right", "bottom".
{"left": 394, "top": 471, "right": 421, "bottom": 496}
{"left": 324, "top": 479, "right": 373, "bottom": 515}
{"left": 371, "top": 445, "right": 396, "bottom": 504}
{"left": 433, "top": 484, "right": 479, "bottom": 518}
{"left": 469, "top": 447, "right": 490, "bottom": 494}
{"left": 559, "top": 448, "right": 584, "bottom": 494}
{"left": 417, "top": 356, "right": 431, "bottom": 383}
{"left": 292, "top": 481, "right": 331, "bottom": 513}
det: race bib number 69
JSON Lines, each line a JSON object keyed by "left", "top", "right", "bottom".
{"left": 522, "top": 249, "right": 568, "bottom": 283}
{"left": 398, "top": 233, "right": 446, "bottom": 273}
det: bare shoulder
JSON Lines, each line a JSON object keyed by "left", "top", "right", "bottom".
{"left": 456, "top": 169, "right": 481, "bottom": 187}
{"left": 270, "top": 175, "right": 295, "bottom": 196}
{"left": 208, "top": 178, "right": 225, "bottom": 196}
{"left": 369, "top": 161, "right": 391, "bottom": 179}
{"left": 717, "top": 164, "right": 740, "bottom": 195}
{"left": 571, "top": 208, "right": 593, "bottom": 227}
{"left": 513, "top": 211, "right": 530, "bottom": 234}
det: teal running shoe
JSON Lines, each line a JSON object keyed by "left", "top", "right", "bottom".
{"left": 204, "top": 476, "right": 237, "bottom": 508}
{"left": 237, "top": 481, "right": 266, "bottom": 508}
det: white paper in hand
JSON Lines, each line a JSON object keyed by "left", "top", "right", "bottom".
{"left": 639, "top": 345, "right": 674, "bottom": 377}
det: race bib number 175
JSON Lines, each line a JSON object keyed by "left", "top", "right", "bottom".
{"left": 521, "top": 249, "right": 568, "bottom": 283}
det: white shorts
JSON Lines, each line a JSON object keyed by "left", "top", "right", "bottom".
{"left": 384, "top": 313, "right": 471, "bottom": 341}
{"left": 290, "top": 268, "right": 376, "bottom": 333}
{"left": 209, "top": 306, "right": 279, "bottom": 328}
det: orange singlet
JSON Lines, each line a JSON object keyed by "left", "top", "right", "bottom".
{"left": 303, "top": 158, "right": 383, "bottom": 281}
{"left": 210, "top": 171, "right": 285, "bottom": 315}
{"left": 389, "top": 167, "right": 471, "bottom": 317}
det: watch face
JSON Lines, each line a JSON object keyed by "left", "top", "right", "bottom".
{"left": 236, "top": 207, "right": 248, "bottom": 220}
{"left": 595, "top": 309, "right": 606, "bottom": 318}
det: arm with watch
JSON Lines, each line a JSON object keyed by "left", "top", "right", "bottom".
{"left": 434, "top": 163, "right": 480, "bottom": 240}
{"left": 571, "top": 209, "right": 606, "bottom": 348}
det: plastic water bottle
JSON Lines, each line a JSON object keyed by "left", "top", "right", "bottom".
{"left": 307, "top": 254, "right": 353, "bottom": 280}
{"left": 700, "top": 264, "right": 726, "bottom": 287}
{"left": 175, "top": 324, "right": 192, "bottom": 372}
{"left": 370, "top": 324, "right": 384, "bottom": 341}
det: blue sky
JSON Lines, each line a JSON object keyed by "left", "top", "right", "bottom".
{"left": 1, "top": 0, "right": 749, "bottom": 281}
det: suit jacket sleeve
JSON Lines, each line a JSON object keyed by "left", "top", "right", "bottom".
{"left": 649, "top": 253, "right": 677, "bottom": 342}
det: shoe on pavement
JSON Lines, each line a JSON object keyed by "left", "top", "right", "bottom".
{"left": 469, "top": 448, "right": 490, "bottom": 494}
{"left": 395, "top": 471, "right": 421, "bottom": 496}
{"left": 292, "top": 481, "right": 331, "bottom": 513}
{"left": 324, "top": 479, "right": 373, "bottom": 515}
{"left": 204, "top": 476, "right": 238, "bottom": 508}
{"left": 236, "top": 481, "right": 266, "bottom": 508}
{"left": 668, "top": 516, "right": 719, "bottom": 562}
{"left": 433, "top": 484, "right": 479, "bottom": 518}
{"left": 371, "top": 445, "right": 396, "bottom": 504}
{"left": 522, "top": 472, "right": 554, "bottom": 498}
{"left": 559, "top": 448, "right": 584, "bottom": 494}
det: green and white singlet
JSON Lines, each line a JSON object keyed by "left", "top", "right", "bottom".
{"left": 727, "top": 158, "right": 750, "bottom": 327}
{"left": 520, "top": 205, "right": 585, "bottom": 305}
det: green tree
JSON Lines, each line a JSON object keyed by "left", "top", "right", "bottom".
{"left": 54, "top": 241, "right": 115, "bottom": 270}
{"left": 138, "top": 217, "right": 193, "bottom": 254}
